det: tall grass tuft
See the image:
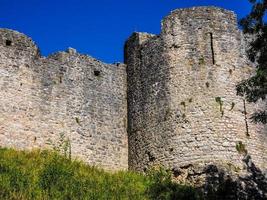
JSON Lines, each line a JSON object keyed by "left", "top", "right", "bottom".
{"left": 0, "top": 148, "right": 201, "bottom": 200}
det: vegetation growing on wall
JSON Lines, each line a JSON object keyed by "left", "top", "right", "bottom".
{"left": 237, "top": 0, "right": 267, "bottom": 124}
{"left": 215, "top": 97, "right": 224, "bottom": 117}
{"left": 230, "top": 102, "right": 235, "bottom": 111}
{"left": 75, "top": 117, "right": 81, "bottom": 125}
{"left": 236, "top": 141, "right": 248, "bottom": 155}
{"left": 198, "top": 56, "right": 205, "bottom": 65}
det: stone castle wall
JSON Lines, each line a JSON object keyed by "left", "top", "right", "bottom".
{"left": 0, "top": 6, "right": 266, "bottom": 172}
{"left": 125, "top": 7, "right": 267, "bottom": 172}
{"left": 0, "top": 29, "right": 128, "bottom": 170}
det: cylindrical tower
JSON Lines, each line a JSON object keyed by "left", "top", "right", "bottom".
{"left": 125, "top": 7, "right": 267, "bottom": 172}
{"left": 0, "top": 29, "right": 40, "bottom": 62}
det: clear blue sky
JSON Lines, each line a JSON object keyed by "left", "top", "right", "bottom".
{"left": 0, "top": 0, "right": 252, "bottom": 63}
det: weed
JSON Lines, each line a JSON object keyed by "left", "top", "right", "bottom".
{"left": 236, "top": 141, "right": 247, "bottom": 155}
{"left": 75, "top": 117, "right": 81, "bottom": 125}
{"left": 199, "top": 57, "right": 205, "bottom": 65}
{"left": 230, "top": 102, "right": 235, "bottom": 111}
{"left": 215, "top": 97, "right": 224, "bottom": 117}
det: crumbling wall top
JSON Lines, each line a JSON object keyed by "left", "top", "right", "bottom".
{"left": 47, "top": 47, "right": 126, "bottom": 71}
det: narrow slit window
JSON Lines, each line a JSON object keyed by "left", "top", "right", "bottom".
{"left": 209, "top": 33, "right": 215, "bottom": 65}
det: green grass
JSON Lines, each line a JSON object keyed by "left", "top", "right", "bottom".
{"left": 0, "top": 148, "right": 201, "bottom": 200}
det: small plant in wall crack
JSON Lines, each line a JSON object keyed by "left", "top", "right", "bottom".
{"left": 180, "top": 101, "right": 186, "bottom": 111}
{"left": 75, "top": 117, "right": 81, "bottom": 126}
{"left": 236, "top": 141, "right": 247, "bottom": 155}
{"left": 230, "top": 102, "right": 235, "bottom": 111}
{"left": 215, "top": 97, "right": 224, "bottom": 117}
{"left": 198, "top": 56, "right": 205, "bottom": 65}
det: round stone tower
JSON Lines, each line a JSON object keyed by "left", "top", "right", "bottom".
{"left": 0, "top": 29, "right": 39, "bottom": 62}
{"left": 125, "top": 7, "right": 267, "bottom": 172}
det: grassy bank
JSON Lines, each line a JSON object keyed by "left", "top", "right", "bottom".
{"left": 0, "top": 148, "right": 200, "bottom": 200}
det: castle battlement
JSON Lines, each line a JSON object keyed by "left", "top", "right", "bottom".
{"left": 0, "top": 7, "right": 266, "bottom": 172}
{"left": 0, "top": 29, "right": 128, "bottom": 170}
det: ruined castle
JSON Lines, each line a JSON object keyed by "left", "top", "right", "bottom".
{"left": 0, "top": 7, "right": 266, "bottom": 172}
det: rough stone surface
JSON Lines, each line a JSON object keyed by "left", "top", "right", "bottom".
{"left": 125, "top": 7, "right": 267, "bottom": 172}
{"left": 0, "top": 6, "right": 266, "bottom": 174}
{"left": 0, "top": 29, "right": 128, "bottom": 170}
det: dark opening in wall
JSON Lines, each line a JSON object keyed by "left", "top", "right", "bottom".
{"left": 147, "top": 151, "right": 156, "bottom": 162}
{"left": 94, "top": 70, "right": 101, "bottom": 77}
{"left": 209, "top": 33, "right": 215, "bottom": 65}
{"left": 5, "top": 40, "right": 12, "bottom": 46}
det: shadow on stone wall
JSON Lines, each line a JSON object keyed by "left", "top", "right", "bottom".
{"left": 202, "top": 155, "right": 267, "bottom": 200}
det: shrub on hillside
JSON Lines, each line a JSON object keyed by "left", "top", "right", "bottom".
{"left": 146, "top": 166, "right": 203, "bottom": 200}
